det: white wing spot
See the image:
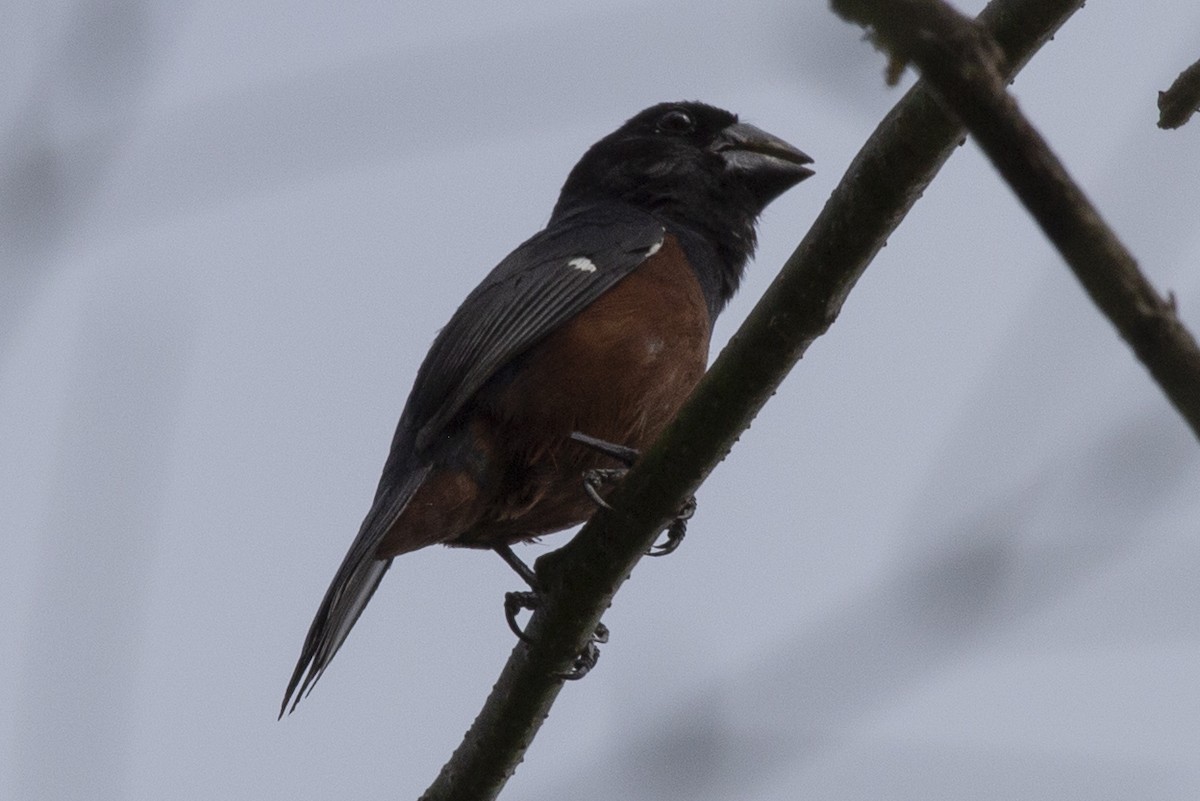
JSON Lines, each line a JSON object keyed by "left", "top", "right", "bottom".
{"left": 567, "top": 257, "right": 597, "bottom": 273}
{"left": 646, "top": 239, "right": 663, "bottom": 257}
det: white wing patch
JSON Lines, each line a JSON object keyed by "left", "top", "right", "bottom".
{"left": 567, "top": 256, "right": 597, "bottom": 273}
{"left": 645, "top": 239, "right": 663, "bottom": 257}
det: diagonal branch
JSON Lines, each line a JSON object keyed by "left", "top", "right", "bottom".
{"left": 831, "top": 0, "right": 1200, "bottom": 440}
{"left": 419, "top": 1, "right": 1085, "bottom": 799}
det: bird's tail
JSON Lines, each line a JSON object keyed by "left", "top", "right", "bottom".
{"left": 280, "top": 463, "right": 429, "bottom": 717}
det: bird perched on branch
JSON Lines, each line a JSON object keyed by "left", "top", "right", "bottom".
{"left": 281, "top": 101, "right": 812, "bottom": 715}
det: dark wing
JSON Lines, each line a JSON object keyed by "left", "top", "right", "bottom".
{"left": 281, "top": 203, "right": 663, "bottom": 715}
{"left": 403, "top": 202, "right": 666, "bottom": 452}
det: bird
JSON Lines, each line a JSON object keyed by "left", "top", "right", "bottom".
{"left": 281, "top": 101, "right": 812, "bottom": 716}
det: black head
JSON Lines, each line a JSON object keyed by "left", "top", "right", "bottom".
{"left": 552, "top": 101, "right": 812, "bottom": 305}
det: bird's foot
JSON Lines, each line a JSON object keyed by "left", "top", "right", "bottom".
{"left": 495, "top": 544, "right": 544, "bottom": 642}
{"left": 502, "top": 588, "right": 609, "bottom": 679}
{"left": 503, "top": 590, "right": 540, "bottom": 642}
{"left": 571, "top": 431, "right": 637, "bottom": 511}
{"left": 648, "top": 495, "right": 696, "bottom": 556}
{"left": 581, "top": 467, "right": 626, "bottom": 510}
{"left": 560, "top": 622, "right": 608, "bottom": 680}
{"left": 570, "top": 431, "right": 697, "bottom": 557}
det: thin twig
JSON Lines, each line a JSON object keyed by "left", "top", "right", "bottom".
{"left": 832, "top": 0, "right": 1200, "bottom": 441}
{"left": 419, "top": 1, "right": 1086, "bottom": 799}
{"left": 1158, "top": 57, "right": 1200, "bottom": 129}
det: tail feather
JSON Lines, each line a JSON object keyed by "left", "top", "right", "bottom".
{"left": 279, "top": 555, "right": 391, "bottom": 717}
{"left": 280, "top": 463, "right": 429, "bottom": 717}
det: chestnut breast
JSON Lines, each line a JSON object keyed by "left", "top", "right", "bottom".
{"left": 378, "top": 234, "right": 712, "bottom": 555}
{"left": 462, "top": 233, "right": 712, "bottom": 542}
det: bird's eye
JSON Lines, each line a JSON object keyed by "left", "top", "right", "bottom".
{"left": 656, "top": 109, "right": 696, "bottom": 135}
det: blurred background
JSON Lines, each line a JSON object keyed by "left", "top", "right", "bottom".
{"left": 3, "top": 1, "right": 1199, "bottom": 798}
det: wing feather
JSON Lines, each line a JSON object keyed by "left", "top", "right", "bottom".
{"left": 407, "top": 204, "right": 665, "bottom": 451}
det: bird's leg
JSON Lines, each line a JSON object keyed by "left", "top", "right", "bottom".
{"left": 569, "top": 431, "right": 697, "bottom": 556}
{"left": 495, "top": 543, "right": 541, "bottom": 642}
{"left": 495, "top": 542, "right": 539, "bottom": 589}
{"left": 494, "top": 543, "right": 608, "bottom": 678}
{"left": 570, "top": 431, "right": 641, "bottom": 465}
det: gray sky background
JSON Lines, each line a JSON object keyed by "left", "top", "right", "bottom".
{"left": 3, "top": 1, "right": 1199, "bottom": 799}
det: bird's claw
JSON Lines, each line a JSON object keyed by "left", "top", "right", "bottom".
{"left": 573, "top": 431, "right": 640, "bottom": 510}
{"left": 505, "top": 590, "right": 609, "bottom": 679}
{"left": 556, "top": 623, "right": 609, "bottom": 681}
{"left": 582, "top": 467, "right": 626, "bottom": 510}
{"left": 647, "top": 495, "right": 696, "bottom": 557}
{"left": 504, "top": 590, "right": 540, "bottom": 642}
{"left": 574, "top": 426, "right": 698, "bottom": 556}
